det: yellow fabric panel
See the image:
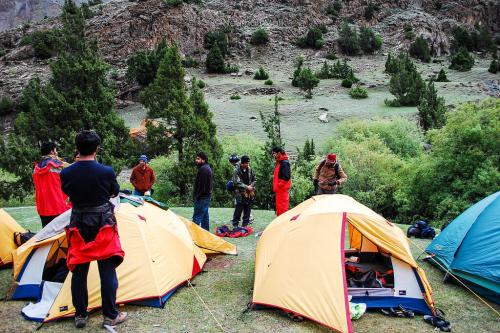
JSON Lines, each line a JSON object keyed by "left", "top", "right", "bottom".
{"left": 254, "top": 211, "right": 351, "bottom": 333}
{"left": 178, "top": 215, "right": 237, "bottom": 255}
{"left": 0, "top": 209, "right": 26, "bottom": 266}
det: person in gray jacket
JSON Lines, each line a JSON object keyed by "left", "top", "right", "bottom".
{"left": 231, "top": 155, "right": 256, "bottom": 227}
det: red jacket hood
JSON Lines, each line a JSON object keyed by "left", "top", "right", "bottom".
{"left": 33, "top": 159, "right": 64, "bottom": 175}
{"left": 276, "top": 153, "right": 289, "bottom": 162}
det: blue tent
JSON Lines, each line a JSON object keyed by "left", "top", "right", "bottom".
{"left": 426, "top": 191, "right": 500, "bottom": 304}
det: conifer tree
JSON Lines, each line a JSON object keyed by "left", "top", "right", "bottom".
{"left": 386, "top": 56, "right": 425, "bottom": 106}
{"left": 418, "top": 82, "right": 447, "bottom": 131}
{"left": 435, "top": 68, "right": 449, "bottom": 82}
{"left": 205, "top": 42, "right": 225, "bottom": 73}
{"left": 296, "top": 67, "right": 320, "bottom": 98}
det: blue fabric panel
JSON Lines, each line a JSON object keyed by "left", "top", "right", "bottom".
{"left": 129, "top": 288, "right": 178, "bottom": 307}
{"left": 451, "top": 194, "right": 500, "bottom": 285}
{"left": 350, "top": 296, "right": 432, "bottom": 315}
{"left": 12, "top": 284, "right": 42, "bottom": 300}
{"left": 426, "top": 191, "right": 499, "bottom": 268}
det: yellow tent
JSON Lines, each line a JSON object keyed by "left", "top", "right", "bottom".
{"left": 252, "top": 195, "right": 435, "bottom": 333}
{"left": 0, "top": 208, "right": 26, "bottom": 267}
{"left": 12, "top": 199, "right": 236, "bottom": 322}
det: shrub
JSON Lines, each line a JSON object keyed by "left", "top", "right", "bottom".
{"left": 296, "top": 27, "right": 324, "bottom": 49}
{"left": 0, "top": 47, "right": 5, "bottom": 58}
{"left": 250, "top": 28, "right": 269, "bottom": 45}
{"left": 291, "top": 56, "right": 304, "bottom": 87}
{"left": 449, "top": 47, "right": 474, "bottom": 71}
{"left": 254, "top": 66, "right": 269, "bottom": 80}
{"left": 264, "top": 79, "right": 273, "bottom": 85}
{"left": 224, "top": 63, "right": 239, "bottom": 73}
{"left": 359, "top": 26, "right": 382, "bottom": 54}
{"left": 230, "top": 94, "right": 241, "bottom": 100}
{"left": 326, "top": 1, "right": 342, "bottom": 22}
{"left": 349, "top": 85, "right": 368, "bottom": 98}
{"left": 317, "top": 24, "right": 328, "bottom": 34}
{"left": 0, "top": 96, "right": 14, "bottom": 116}
{"left": 164, "top": 0, "right": 183, "bottom": 6}
{"left": 205, "top": 42, "right": 225, "bottom": 73}
{"left": 197, "top": 80, "right": 206, "bottom": 88}
{"left": 418, "top": 81, "right": 446, "bottom": 131}
{"left": 338, "top": 22, "right": 360, "bottom": 55}
{"left": 386, "top": 55, "right": 425, "bottom": 106}
{"left": 435, "top": 69, "right": 449, "bottom": 82}
{"left": 20, "top": 29, "right": 62, "bottom": 59}
{"left": 204, "top": 30, "right": 229, "bottom": 57}
{"left": 488, "top": 59, "right": 499, "bottom": 74}
{"left": 81, "top": 3, "right": 96, "bottom": 19}
{"left": 182, "top": 56, "right": 198, "bottom": 68}
{"left": 88, "top": 0, "right": 102, "bottom": 5}
{"left": 326, "top": 52, "right": 337, "bottom": 60}
{"left": 409, "top": 36, "right": 431, "bottom": 63}
{"left": 364, "top": 2, "right": 379, "bottom": 20}
{"left": 295, "top": 67, "right": 319, "bottom": 98}
{"left": 403, "top": 23, "right": 415, "bottom": 40}
{"left": 341, "top": 78, "right": 353, "bottom": 88}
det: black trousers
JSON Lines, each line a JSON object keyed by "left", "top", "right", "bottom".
{"left": 232, "top": 200, "right": 252, "bottom": 227}
{"left": 40, "top": 215, "right": 58, "bottom": 228}
{"left": 71, "top": 257, "right": 119, "bottom": 319}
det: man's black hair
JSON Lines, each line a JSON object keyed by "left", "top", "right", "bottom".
{"left": 272, "top": 146, "right": 284, "bottom": 154}
{"left": 241, "top": 155, "right": 250, "bottom": 163}
{"left": 196, "top": 151, "right": 208, "bottom": 163}
{"left": 40, "top": 142, "right": 56, "bottom": 156}
{"left": 75, "top": 130, "right": 101, "bottom": 156}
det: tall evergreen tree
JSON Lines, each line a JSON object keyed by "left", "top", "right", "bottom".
{"left": 418, "top": 82, "right": 447, "bottom": 131}
{"left": 296, "top": 67, "right": 320, "bottom": 98}
{"left": 0, "top": 0, "right": 133, "bottom": 192}
{"left": 205, "top": 42, "right": 225, "bottom": 73}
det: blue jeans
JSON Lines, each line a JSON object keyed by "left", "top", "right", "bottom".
{"left": 193, "top": 196, "right": 211, "bottom": 231}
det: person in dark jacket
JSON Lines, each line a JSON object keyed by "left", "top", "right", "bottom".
{"left": 313, "top": 153, "right": 348, "bottom": 194}
{"left": 231, "top": 155, "right": 256, "bottom": 227}
{"left": 192, "top": 151, "right": 213, "bottom": 231}
{"left": 60, "top": 130, "right": 127, "bottom": 329}
{"left": 130, "top": 155, "right": 156, "bottom": 196}
{"left": 33, "top": 142, "right": 71, "bottom": 227}
{"left": 272, "top": 146, "right": 292, "bottom": 216}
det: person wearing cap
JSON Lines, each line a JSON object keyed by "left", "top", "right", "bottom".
{"left": 228, "top": 153, "right": 240, "bottom": 167}
{"left": 313, "top": 153, "right": 347, "bottom": 194}
{"left": 231, "top": 155, "right": 256, "bottom": 227}
{"left": 130, "top": 155, "right": 156, "bottom": 196}
{"left": 272, "top": 146, "right": 292, "bottom": 216}
{"left": 193, "top": 151, "right": 213, "bottom": 231}
{"left": 33, "top": 142, "right": 71, "bottom": 227}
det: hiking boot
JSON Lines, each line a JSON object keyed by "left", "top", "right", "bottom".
{"left": 103, "top": 312, "right": 128, "bottom": 328}
{"left": 74, "top": 315, "right": 88, "bottom": 329}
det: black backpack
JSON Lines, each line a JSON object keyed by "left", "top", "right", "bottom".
{"left": 14, "top": 231, "right": 36, "bottom": 247}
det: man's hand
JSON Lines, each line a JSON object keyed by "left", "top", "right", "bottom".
{"left": 247, "top": 185, "right": 254, "bottom": 192}
{"left": 144, "top": 191, "right": 151, "bottom": 196}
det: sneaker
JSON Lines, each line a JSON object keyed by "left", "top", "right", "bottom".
{"left": 74, "top": 315, "right": 88, "bottom": 329}
{"left": 103, "top": 312, "right": 128, "bottom": 328}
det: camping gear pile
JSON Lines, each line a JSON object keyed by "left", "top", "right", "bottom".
{"left": 216, "top": 225, "right": 253, "bottom": 238}
{"left": 252, "top": 194, "right": 436, "bottom": 333}
{"left": 10, "top": 195, "right": 237, "bottom": 323}
{"left": 406, "top": 220, "right": 436, "bottom": 239}
{"left": 426, "top": 191, "right": 500, "bottom": 304}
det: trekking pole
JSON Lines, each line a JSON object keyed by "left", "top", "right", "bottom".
{"left": 407, "top": 237, "right": 500, "bottom": 317}
{"left": 187, "top": 279, "right": 226, "bottom": 332}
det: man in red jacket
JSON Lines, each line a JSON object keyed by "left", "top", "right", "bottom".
{"left": 130, "top": 155, "right": 156, "bottom": 196}
{"left": 272, "top": 146, "right": 291, "bottom": 216}
{"left": 32, "top": 142, "right": 71, "bottom": 227}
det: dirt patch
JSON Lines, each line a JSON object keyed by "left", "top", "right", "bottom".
{"left": 204, "top": 256, "right": 235, "bottom": 271}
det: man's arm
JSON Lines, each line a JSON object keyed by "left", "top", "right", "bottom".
{"left": 130, "top": 168, "right": 137, "bottom": 187}
{"left": 150, "top": 168, "right": 156, "bottom": 186}
{"left": 313, "top": 159, "right": 324, "bottom": 180}
{"left": 232, "top": 169, "right": 248, "bottom": 190}
{"left": 109, "top": 169, "right": 120, "bottom": 197}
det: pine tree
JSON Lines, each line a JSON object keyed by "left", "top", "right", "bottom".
{"left": 205, "top": 42, "right": 225, "bottom": 73}
{"left": 359, "top": 26, "right": 382, "bottom": 54}
{"left": 0, "top": 0, "right": 134, "bottom": 192}
{"left": 418, "top": 81, "right": 447, "bottom": 131}
{"left": 435, "top": 68, "right": 449, "bottom": 82}
{"left": 488, "top": 59, "right": 499, "bottom": 74}
{"left": 386, "top": 57, "right": 425, "bottom": 106}
{"left": 296, "top": 67, "right": 320, "bottom": 98}
{"left": 409, "top": 36, "right": 431, "bottom": 63}
{"left": 291, "top": 56, "right": 304, "bottom": 87}
{"left": 385, "top": 53, "right": 397, "bottom": 74}
{"left": 449, "top": 47, "right": 474, "bottom": 72}
{"left": 338, "top": 22, "right": 360, "bottom": 56}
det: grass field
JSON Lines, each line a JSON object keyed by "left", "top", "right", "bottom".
{"left": 1, "top": 207, "right": 499, "bottom": 333}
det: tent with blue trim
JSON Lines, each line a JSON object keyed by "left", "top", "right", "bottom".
{"left": 252, "top": 195, "right": 436, "bottom": 333}
{"left": 11, "top": 196, "right": 236, "bottom": 322}
{"left": 426, "top": 191, "right": 500, "bottom": 304}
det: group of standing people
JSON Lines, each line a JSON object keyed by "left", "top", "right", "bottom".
{"left": 31, "top": 131, "right": 347, "bottom": 329}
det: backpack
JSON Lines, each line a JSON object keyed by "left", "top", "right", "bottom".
{"left": 319, "top": 160, "right": 340, "bottom": 180}
{"left": 226, "top": 180, "right": 235, "bottom": 191}
{"left": 14, "top": 230, "right": 36, "bottom": 247}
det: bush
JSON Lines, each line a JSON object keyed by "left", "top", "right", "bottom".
{"left": 386, "top": 54, "right": 425, "bottom": 106}
{"left": 204, "top": 30, "right": 229, "bottom": 57}
{"left": 230, "top": 94, "right": 241, "bottom": 100}
{"left": 359, "top": 26, "right": 382, "bottom": 54}
{"left": 326, "top": 1, "right": 342, "bottom": 22}
{"left": 205, "top": 42, "right": 225, "bottom": 73}
{"left": 296, "top": 67, "right": 319, "bottom": 98}
{"left": 341, "top": 78, "right": 353, "bottom": 88}
{"left": 317, "top": 60, "right": 359, "bottom": 81}
{"left": 364, "top": 2, "right": 379, "bottom": 20}
{"left": 182, "top": 56, "right": 199, "bottom": 68}
{"left": 349, "top": 85, "right": 368, "bottom": 98}
{"left": 0, "top": 47, "right": 5, "bottom": 58}
{"left": 164, "top": 0, "right": 183, "bottom": 6}
{"left": 449, "top": 47, "right": 474, "bottom": 71}
{"left": 488, "top": 59, "right": 499, "bottom": 74}
{"left": 264, "top": 79, "right": 273, "bottom": 85}
{"left": 254, "top": 66, "right": 269, "bottom": 80}
{"left": 0, "top": 96, "right": 14, "bottom": 116}
{"left": 435, "top": 68, "right": 449, "bottom": 82}
{"left": 197, "top": 80, "right": 206, "bottom": 88}
{"left": 81, "top": 3, "right": 96, "bottom": 19}
{"left": 224, "top": 63, "right": 239, "bottom": 73}
{"left": 403, "top": 23, "right": 415, "bottom": 40}
{"left": 325, "top": 52, "right": 337, "bottom": 60}
{"left": 338, "top": 22, "right": 360, "bottom": 55}
{"left": 296, "top": 27, "right": 324, "bottom": 49}
{"left": 250, "top": 28, "right": 269, "bottom": 45}
{"left": 409, "top": 36, "right": 431, "bottom": 63}
{"left": 418, "top": 81, "right": 446, "bottom": 131}
{"left": 291, "top": 56, "right": 304, "bottom": 87}
{"left": 20, "top": 29, "right": 62, "bottom": 59}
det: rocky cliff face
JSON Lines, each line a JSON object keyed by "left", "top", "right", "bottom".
{"left": 0, "top": 0, "right": 498, "bottom": 99}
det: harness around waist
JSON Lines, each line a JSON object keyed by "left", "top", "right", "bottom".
{"left": 72, "top": 203, "right": 112, "bottom": 214}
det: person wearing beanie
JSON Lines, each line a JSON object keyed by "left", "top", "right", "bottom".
{"left": 271, "top": 146, "right": 292, "bottom": 216}
{"left": 231, "top": 155, "right": 256, "bottom": 227}
{"left": 228, "top": 153, "right": 240, "bottom": 167}
{"left": 192, "top": 151, "right": 213, "bottom": 231}
{"left": 313, "top": 153, "right": 347, "bottom": 195}
{"left": 130, "top": 155, "right": 156, "bottom": 196}
{"left": 33, "top": 142, "right": 71, "bottom": 227}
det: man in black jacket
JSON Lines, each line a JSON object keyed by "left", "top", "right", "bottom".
{"left": 231, "top": 155, "right": 256, "bottom": 227}
{"left": 192, "top": 151, "right": 213, "bottom": 231}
